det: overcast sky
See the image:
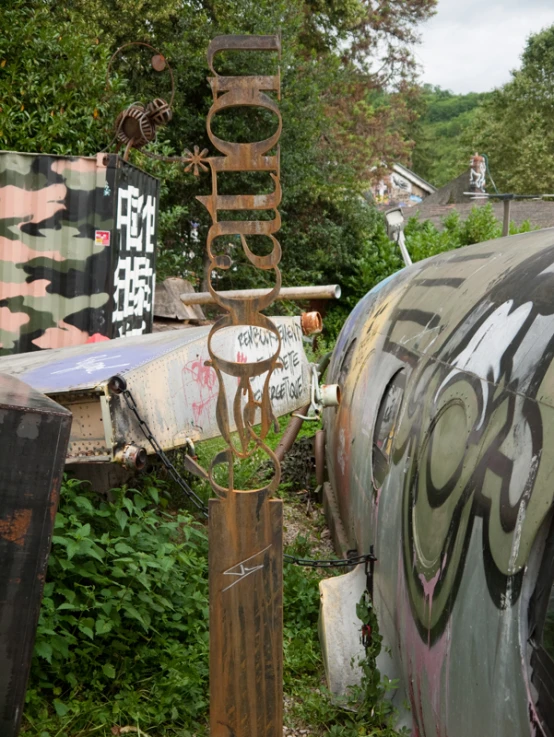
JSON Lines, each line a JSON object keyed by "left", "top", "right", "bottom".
{"left": 415, "top": 0, "right": 554, "bottom": 94}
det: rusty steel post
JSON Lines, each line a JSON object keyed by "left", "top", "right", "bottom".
{"left": 315, "top": 429, "right": 326, "bottom": 487}
{"left": 274, "top": 404, "right": 311, "bottom": 463}
{"left": 196, "top": 34, "right": 285, "bottom": 737}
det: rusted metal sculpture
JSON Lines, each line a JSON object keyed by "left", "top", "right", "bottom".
{"left": 197, "top": 34, "right": 284, "bottom": 737}
{"left": 106, "top": 42, "right": 175, "bottom": 160}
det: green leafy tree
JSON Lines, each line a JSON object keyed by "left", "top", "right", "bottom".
{"left": 410, "top": 85, "right": 491, "bottom": 187}
{"left": 0, "top": 0, "right": 436, "bottom": 332}
{"left": 404, "top": 204, "right": 534, "bottom": 263}
{"left": 0, "top": 1, "right": 127, "bottom": 155}
{"left": 467, "top": 25, "right": 554, "bottom": 193}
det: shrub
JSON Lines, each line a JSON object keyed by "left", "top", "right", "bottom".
{"left": 404, "top": 204, "right": 534, "bottom": 264}
{"left": 23, "top": 477, "right": 209, "bottom": 736}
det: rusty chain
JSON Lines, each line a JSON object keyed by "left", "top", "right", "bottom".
{"left": 121, "top": 387, "right": 209, "bottom": 518}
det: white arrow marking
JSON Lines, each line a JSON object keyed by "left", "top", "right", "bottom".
{"left": 221, "top": 544, "right": 272, "bottom": 592}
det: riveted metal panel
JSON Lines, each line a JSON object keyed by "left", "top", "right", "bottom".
{"left": 0, "top": 317, "right": 311, "bottom": 462}
{"left": 324, "top": 230, "right": 554, "bottom": 737}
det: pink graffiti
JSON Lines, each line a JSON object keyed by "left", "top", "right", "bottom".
{"left": 182, "top": 356, "right": 218, "bottom": 426}
{"left": 86, "top": 333, "right": 110, "bottom": 344}
{"left": 418, "top": 565, "right": 442, "bottom": 636}
{"left": 395, "top": 547, "right": 451, "bottom": 737}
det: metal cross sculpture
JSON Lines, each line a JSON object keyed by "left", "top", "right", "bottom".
{"left": 197, "top": 34, "right": 284, "bottom": 737}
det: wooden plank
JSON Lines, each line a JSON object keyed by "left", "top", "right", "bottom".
{"left": 209, "top": 494, "right": 283, "bottom": 737}
{"left": 154, "top": 278, "right": 206, "bottom": 321}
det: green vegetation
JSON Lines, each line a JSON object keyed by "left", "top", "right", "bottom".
{"left": 0, "top": 0, "right": 436, "bottom": 339}
{"left": 467, "top": 25, "right": 554, "bottom": 194}
{"left": 404, "top": 204, "right": 534, "bottom": 263}
{"left": 410, "top": 85, "right": 492, "bottom": 187}
{"left": 412, "top": 25, "right": 554, "bottom": 197}
{"left": 24, "top": 477, "right": 209, "bottom": 736}
{"left": 23, "top": 414, "right": 406, "bottom": 737}
{"left": 0, "top": 1, "right": 124, "bottom": 155}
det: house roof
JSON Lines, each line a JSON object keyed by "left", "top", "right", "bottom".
{"left": 420, "top": 170, "right": 472, "bottom": 205}
{"left": 392, "top": 163, "right": 436, "bottom": 195}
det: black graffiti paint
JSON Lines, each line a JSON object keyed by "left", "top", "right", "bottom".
{"left": 384, "top": 244, "right": 554, "bottom": 642}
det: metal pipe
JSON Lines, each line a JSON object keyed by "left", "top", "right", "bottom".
{"left": 115, "top": 443, "right": 148, "bottom": 470}
{"left": 397, "top": 231, "right": 412, "bottom": 267}
{"left": 274, "top": 404, "right": 310, "bottom": 463}
{"left": 180, "top": 285, "right": 341, "bottom": 305}
{"left": 315, "top": 429, "right": 326, "bottom": 486}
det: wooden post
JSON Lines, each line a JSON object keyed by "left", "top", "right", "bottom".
{"left": 209, "top": 495, "right": 283, "bottom": 737}
{"left": 503, "top": 198, "right": 512, "bottom": 237}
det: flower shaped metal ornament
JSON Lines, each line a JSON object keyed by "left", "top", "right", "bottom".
{"left": 183, "top": 145, "right": 210, "bottom": 176}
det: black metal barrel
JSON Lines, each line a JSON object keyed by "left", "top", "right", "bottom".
{"left": 0, "top": 374, "right": 71, "bottom": 736}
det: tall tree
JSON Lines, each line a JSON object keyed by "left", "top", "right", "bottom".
{"left": 0, "top": 0, "right": 125, "bottom": 155}
{"left": 467, "top": 25, "right": 554, "bottom": 194}
{"left": 410, "top": 85, "right": 492, "bottom": 186}
{"left": 0, "top": 0, "right": 436, "bottom": 330}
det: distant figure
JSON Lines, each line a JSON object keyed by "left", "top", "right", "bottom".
{"left": 469, "top": 152, "right": 486, "bottom": 193}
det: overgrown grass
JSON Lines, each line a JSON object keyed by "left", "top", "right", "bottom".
{"left": 22, "top": 413, "right": 403, "bottom": 737}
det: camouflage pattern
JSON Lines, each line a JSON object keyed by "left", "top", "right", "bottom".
{"left": 0, "top": 152, "right": 158, "bottom": 355}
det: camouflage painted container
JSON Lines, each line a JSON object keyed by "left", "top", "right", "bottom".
{"left": 0, "top": 152, "right": 159, "bottom": 355}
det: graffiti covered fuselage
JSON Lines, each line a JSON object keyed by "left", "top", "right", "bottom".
{"left": 325, "top": 230, "right": 554, "bottom": 736}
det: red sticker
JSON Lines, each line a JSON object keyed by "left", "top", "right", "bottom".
{"left": 95, "top": 230, "right": 111, "bottom": 246}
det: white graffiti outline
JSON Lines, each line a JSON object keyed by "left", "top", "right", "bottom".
{"left": 51, "top": 354, "right": 130, "bottom": 376}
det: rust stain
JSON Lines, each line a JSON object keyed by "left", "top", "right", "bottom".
{"left": 0, "top": 508, "right": 32, "bottom": 546}
{"left": 49, "top": 481, "right": 61, "bottom": 523}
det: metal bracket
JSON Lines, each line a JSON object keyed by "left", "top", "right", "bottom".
{"left": 293, "top": 364, "right": 340, "bottom": 420}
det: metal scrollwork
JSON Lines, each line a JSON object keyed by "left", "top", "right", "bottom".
{"left": 197, "top": 34, "right": 283, "bottom": 499}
